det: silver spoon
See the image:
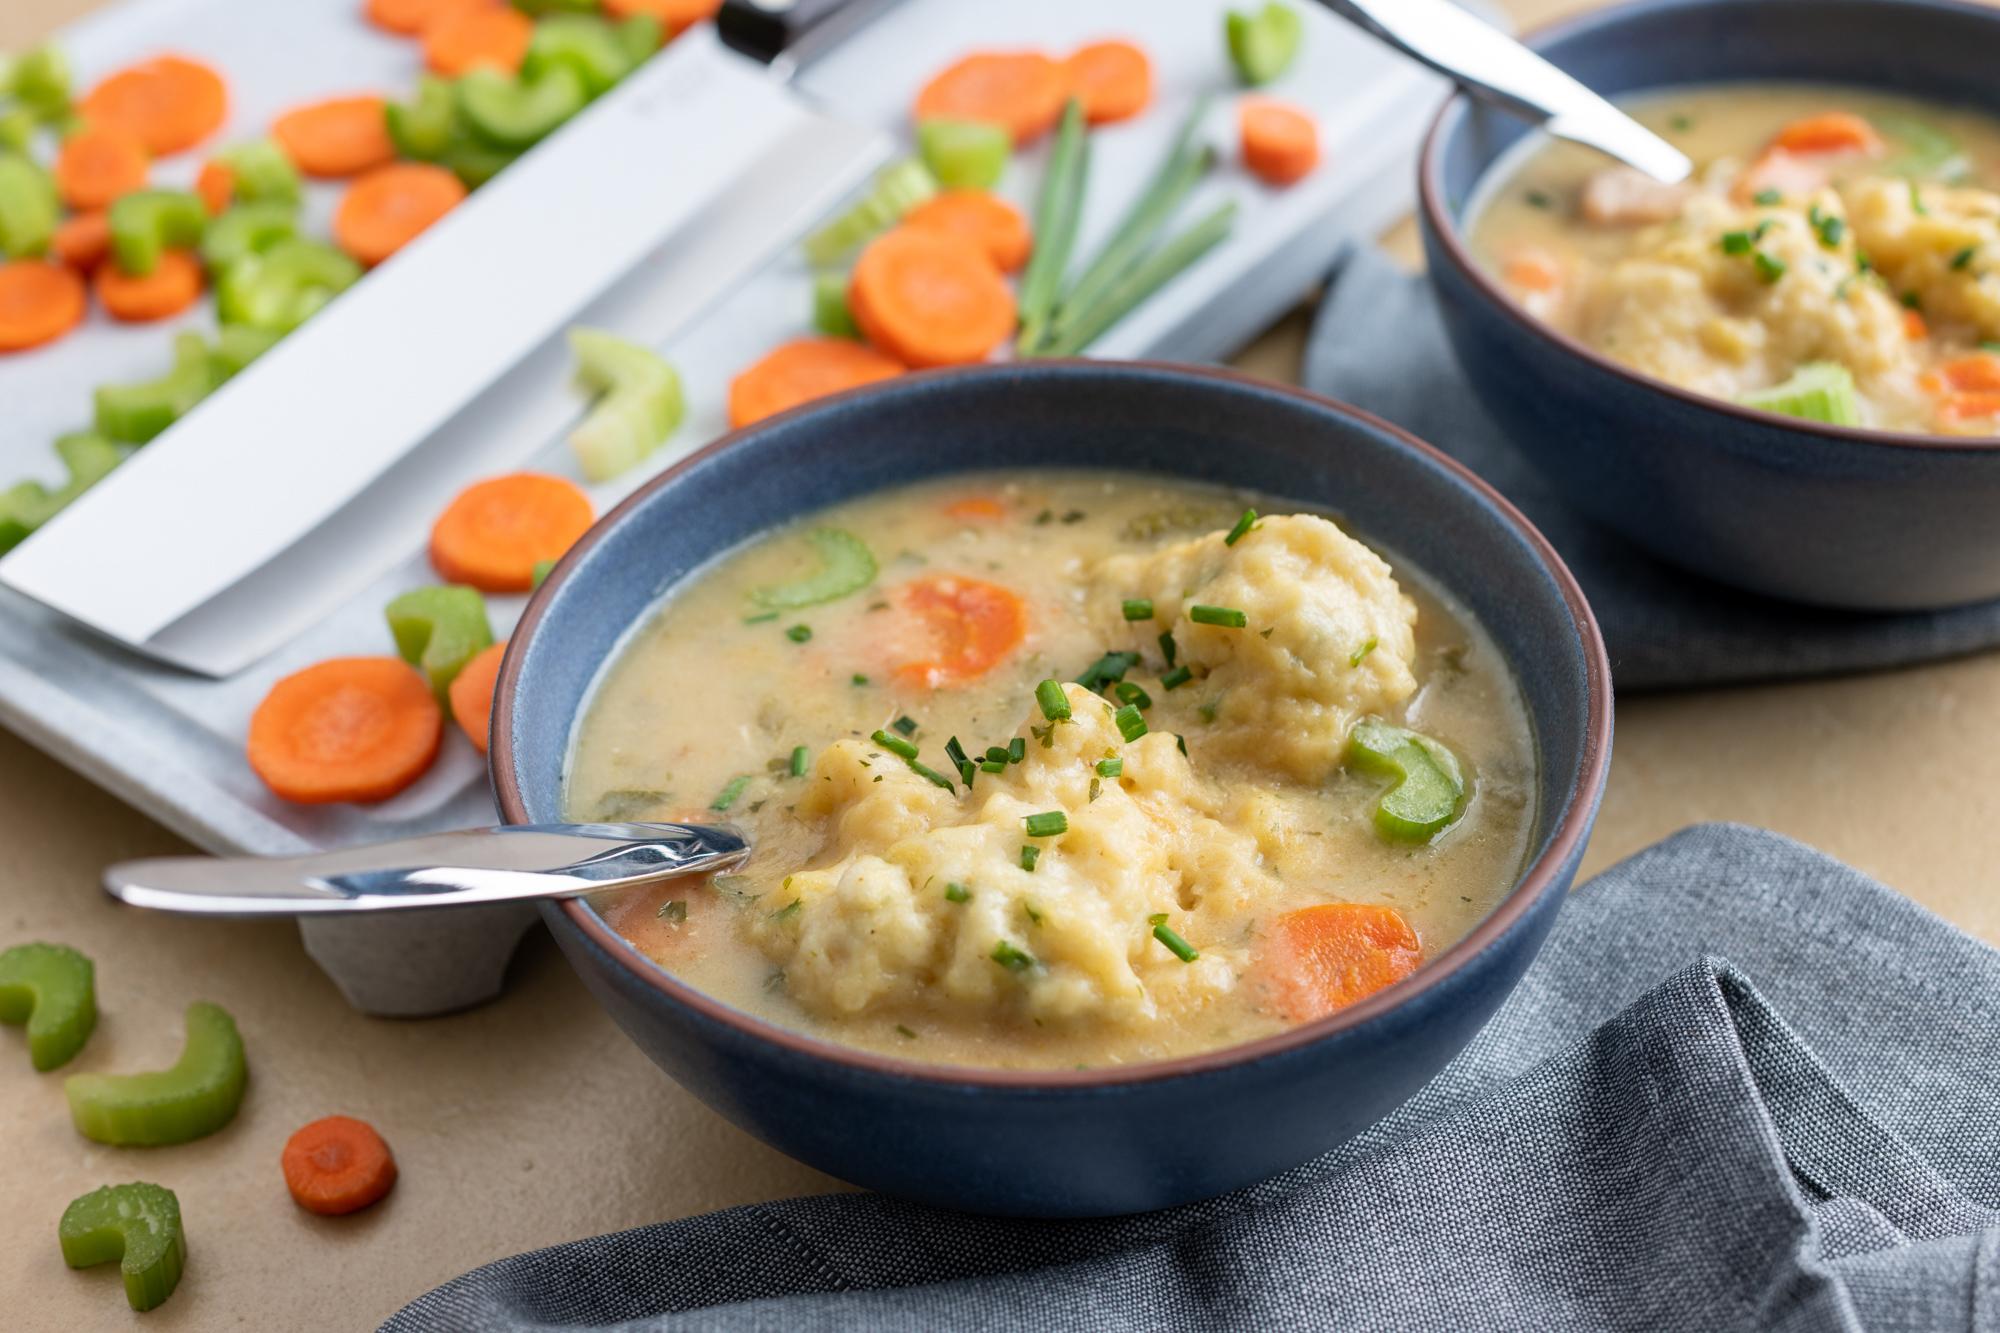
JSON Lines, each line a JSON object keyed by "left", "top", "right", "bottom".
{"left": 102, "top": 823, "right": 750, "bottom": 917}
{"left": 1323, "top": 0, "right": 1692, "bottom": 184}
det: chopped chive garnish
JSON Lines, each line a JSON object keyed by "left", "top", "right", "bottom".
{"left": 789, "top": 746, "right": 810, "bottom": 777}
{"left": 1024, "top": 811, "right": 1068, "bottom": 837}
{"left": 991, "top": 939, "right": 1035, "bottom": 971}
{"left": 771, "top": 899, "right": 802, "bottom": 921}
{"left": 1754, "top": 188, "right": 1782, "bottom": 206}
{"left": 1753, "top": 252, "right": 1787, "bottom": 284}
{"left": 1198, "top": 700, "right": 1219, "bottom": 723}
{"left": 980, "top": 758, "right": 1007, "bottom": 774}
{"left": 1019, "top": 845, "right": 1040, "bottom": 872}
{"left": 1075, "top": 650, "right": 1142, "bottom": 690}
{"left": 1096, "top": 757, "right": 1124, "bottom": 778}
{"left": 1902, "top": 289, "right": 1923, "bottom": 310}
{"left": 892, "top": 715, "right": 918, "bottom": 736}
{"left": 1670, "top": 114, "right": 1693, "bottom": 132}
{"left": 1114, "top": 681, "right": 1152, "bottom": 710}
{"left": 1147, "top": 911, "right": 1168, "bottom": 926}
{"left": 944, "top": 882, "right": 970, "bottom": 903}
{"left": 657, "top": 899, "right": 687, "bottom": 921}
{"left": 1224, "top": 508, "right": 1258, "bottom": 545}
{"left": 908, "top": 760, "right": 957, "bottom": 791}
{"left": 1035, "top": 678, "right": 1072, "bottom": 722}
{"left": 1122, "top": 599, "right": 1154, "bottom": 621}
{"left": 1089, "top": 777, "right": 1102, "bottom": 802}
{"left": 1158, "top": 630, "right": 1177, "bottom": 667}
{"left": 1720, "top": 231, "right": 1753, "bottom": 255}
{"left": 743, "top": 611, "right": 780, "bottom": 624}
{"left": 1984, "top": 341, "right": 2000, "bottom": 353}
{"left": 1910, "top": 180, "right": 1928, "bottom": 215}
{"left": 1952, "top": 247, "right": 1977, "bottom": 271}
{"left": 1350, "top": 637, "right": 1378, "bottom": 668}
{"left": 896, "top": 1024, "right": 917, "bottom": 1039}
{"left": 851, "top": 673, "right": 869, "bottom": 686}
{"left": 985, "top": 745, "right": 1012, "bottom": 765}
{"left": 1175, "top": 733, "right": 1188, "bottom": 756}
{"left": 871, "top": 729, "right": 919, "bottom": 760}
{"left": 1189, "top": 604, "right": 1247, "bottom": 628}
{"left": 1161, "top": 665, "right": 1194, "bottom": 691}
{"left": 1023, "top": 903, "right": 1043, "bottom": 925}
{"left": 1113, "top": 703, "right": 1148, "bottom": 742}
{"left": 785, "top": 624, "right": 812, "bottom": 643}
{"left": 1152, "top": 922, "right": 1199, "bottom": 962}
{"left": 1525, "top": 189, "right": 1552, "bottom": 209}
{"left": 710, "top": 775, "right": 753, "bottom": 811}
{"left": 945, "top": 736, "right": 975, "bottom": 785}
{"left": 1008, "top": 737, "right": 1026, "bottom": 764}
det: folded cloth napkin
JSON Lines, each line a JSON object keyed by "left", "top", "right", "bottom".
{"left": 386, "top": 824, "right": 2000, "bottom": 1332}
{"left": 1305, "top": 248, "right": 2000, "bottom": 691}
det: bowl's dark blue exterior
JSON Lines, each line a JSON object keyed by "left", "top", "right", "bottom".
{"left": 496, "top": 364, "right": 1611, "bottom": 1218}
{"left": 1422, "top": 0, "right": 2000, "bottom": 611}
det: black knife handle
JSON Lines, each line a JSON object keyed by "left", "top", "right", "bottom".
{"left": 718, "top": 0, "right": 900, "bottom": 69}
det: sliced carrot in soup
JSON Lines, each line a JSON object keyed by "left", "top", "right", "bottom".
{"left": 891, "top": 573, "right": 1027, "bottom": 688}
{"left": 1261, "top": 903, "right": 1422, "bottom": 1023}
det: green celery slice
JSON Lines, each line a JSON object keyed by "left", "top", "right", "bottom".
{"left": 614, "top": 14, "right": 665, "bottom": 66}
{"left": 1226, "top": 2, "right": 1305, "bottom": 86}
{"left": 1739, "top": 362, "right": 1861, "bottom": 426}
{"left": 59, "top": 1183, "right": 186, "bottom": 1312}
{"left": 198, "top": 200, "right": 298, "bottom": 273}
{"left": 508, "top": 0, "right": 599, "bottom": 12}
{"left": 94, "top": 333, "right": 216, "bottom": 445}
{"left": 567, "top": 326, "right": 683, "bottom": 481}
{"left": 386, "top": 77, "right": 460, "bottom": 162}
{"left": 210, "top": 324, "right": 282, "bottom": 380}
{"left": 440, "top": 138, "right": 519, "bottom": 189}
{"left": 801, "top": 158, "right": 938, "bottom": 266}
{"left": 0, "top": 942, "right": 96, "bottom": 1070}
{"left": 65, "top": 1001, "right": 247, "bottom": 1147}
{"left": 523, "top": 15, "right": 636, "bottom": 98}
{"left": 1346, "top": 718, "right": 1468, "bottom": 843}
{"left": 215, "top": 238, "right": 360, "bottom": 334}
{"left": 386, "top": 584, "right": 495, "bottom": 703}
{"left": 917, "top": 117, "right": 1010, "bottom": 190}
{"left": 108, "top": 190, "right": 207, "bottom": 276}
{"left": 1880, "top": 116, "right": 1968, "bottom": 182}
{"left": 0, "top": 109, "right": 36, "bottom": 153}
{"left": 0, "top": 151, "right": 58, "bottom": 258}
{"left": 0, "top": 432, "right": 122, "bottom": 552}
{"left": 9, "top": 46, "right": 73, "bottom": 121}
{"left": 750, "top": 529, "right": 877, "bottom": 611}
{"left": 1015, "top": 98, "right": 1089, "bottom": 353}
{"left": 530, "top": 558, "right": 557, "bottom": 589}
{"left": 811, "top": 270, "right": 859, "bottom": 338}
{"left": 457, "top": 65, "right": 587, "bottom": 150}
{"left": 219, "top": 137, "right": 302, "bottom": 205}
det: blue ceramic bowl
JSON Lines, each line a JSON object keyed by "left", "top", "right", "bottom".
{"left": 494, "top": 363, "right": 1612, "bottom": 1218}
{"left": 1421, "top": 0, "right": 2000, "bottom": 611}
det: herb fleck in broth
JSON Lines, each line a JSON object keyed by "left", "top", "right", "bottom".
{"left": 565, "top": 472, "right": 1538, "bottom": 1070}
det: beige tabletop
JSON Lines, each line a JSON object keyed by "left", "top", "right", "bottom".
{"left": 6, "top": 0, "right": 2000, "bottom": 1328}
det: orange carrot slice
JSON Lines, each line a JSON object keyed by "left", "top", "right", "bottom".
{"left": 727, "top": 336, "right": 904, "bottom": 430}
{"left": 248, "top": 657, "right": 443, "bottom": 804}
{"left": 94, "top": 248, "right": 202, "bottom": 323}
{"left": 1734, "top": 149, "right": 1829, "bottom": 204}
{"left": 365, "top": 0, "right": 493, "bottom": 36}
{"left": 282, "top": 1115, "right": 398, "bottom": 1216}
{"left": 0, "top": 261, "right": 87, "bottom": 352}
{"left": 891, "top": 573, "right": 1028, "bottom": 688}
{"left": 943, "top": 496, "right": 1009, "bottom": 523}
{"left": 1936, "top": 354, "right": 2000, "bottom": 393}
{"left": 602, "top": 0, "right": 721, "bottom": 29}
{"left": 904, "top": 190, "right": 1033, "bottom": 273}
{"left": 1060, "top": 40, "right": 1152, "bottom": 125}
{"left": 448, "top": 641, "right": 506, "bottom": 754}
{"left": 1903, "top": 309, "right": 1929, "bottom": 341}
{"left": 848, "top": 225, "right": 1016, "bottom": 368}
{"left": 1261, "top": 903, "right": 1422, "bottom": 1023}
{"left": 334, "top": 162, "right": 466, "bottom": 266}
{"left": 914, "top": 51, "right": 1068, "bottom": 146}
{"left": 80, "top": 55, "right": 228, "bottom": 157}
{"left": 273, "top": 95, "right": 397, "bottom": 179}
{"left": 1940, "top": 392, "right": 2000, "bottom": 426}
{"left": 195, "top": 158, "right": 234, "bottom": 215}
{"left": 54, "top": 123, "right": 150, "bottom": 212}
{"left": 1502, "top": 249, "right": 1563, "bottom": 293}
{"left": 430, "top": 473, "right": 594, "bottom": 592}
{"left": 51, "top": 213, "right": 112, "bottom": 272}
{"left": 1240, "top": 97, "right": 1319, "bottom": 186}
{"left": 1772, "top": 112, "right": 1884, "bottom": 158}
{"left": 425, "top": 5, "right": 534, "bottom": 76}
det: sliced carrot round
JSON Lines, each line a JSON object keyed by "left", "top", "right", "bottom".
{"left": 1240, "top": 98, "right": 1319, "bottom": 186}
{"left": 913, "top": 51, "right": 1068, "bottom": 146}
{"left": 95, "top": 248, "right": 202, "bottom": 323}
{"left": 943, "top": 496, "right": 1009, "bottom": 523}
{"left": 430, "top": 473, "right": 595, "bottom": 592}
{"left": 282, "top": 1115, "right": 399, "bottom": 1216}
{"left": 335, "top": 162, "right": 467, "bottom": 266}
{"left": 1772, "top": 111, "right": 1884, "bottom": 158}
{"left": 1940, "top": 392, "right": 2000, "bottom": 427}
{"left": 425, "top": 5, "right": 534, "bottom": 77}
{"left": 903, "top": 190, "right": 1032, "bottom": 273}
{"left": 0, "top": 262, "right": 87, "bottom": 352}
{"left": 1060, "top": 40, "right": 1152, "bottom": 125}
{"left": 80, "top": 55, "right": 228, "bottom": 157}
{"left": 366, "top": 0, "right": 492, "bottom": 36}
{"left": 248, "top": 657, "right": 443, "bottom": 804}
{"left": 273, "top": 95, "right": 397, "bottom": 179}
{"left": 728, "top": 336, "right": 904, "bottom": 429}
{"left": 51, "top": 213, "right": 112, "bottom": 272}
{"left": 1937, "top": 354, "right": 2000, "bottom": 394}
{"left": 891, "top": 573, "right": 1028, "bottom": 689}
{"left": 602, "top": 0, "right": 721, "bottom": 29}
{"left": 449, "top": 641, "right": 507, "bottom": 754}
{"left": 1261, "top": 903, "right": 1422, "bottom": 1023}
{"left": 195, "top": 158, "right": 234, "bottom": 215}
{"left": 848, "top": 226, "right": 1016, "bottom": 368}
{"left": 54, "top": 122, "right": 150, "bottom": 212}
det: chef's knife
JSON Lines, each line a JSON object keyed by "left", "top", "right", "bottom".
{"left": 1, "top": 13, "right": 895, "bottom": 678}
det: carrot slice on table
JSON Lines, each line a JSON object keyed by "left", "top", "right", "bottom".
{"left": 1772, "top": 111, "right": 1884, "bottom": 158}
{"left": 431, "top": 473, "right": 594, "bottom": 592}
{"left": 51, "top": 213, "right": 112, "bottom": 272}
{"left": 1239, "top": 97, "right": 1319, "bottom": 186}
{"left": 248, "top": 657, "right": 443, "bottom": 804}
{"left": 913, "top": 51, "right": 1068, "bottom": 146}
{"left": 54, "top": 123, "right": 150, "bottom": 212}
{"left": 282, "top": 1115, "right": 398, "bottom": 1216}
{"left": 891, "top": 573, "right": 1028, "bottom": 688}
{"left": 848, "top": 226, "right": 1016, "bottom": 368}
{"left": 366, "top": 0, "right": 493, "bottom": 36}
{"left": 80, "top": 55, "right": 228, "bottom": 157}
{"left": 448, "top": 641, "right": 506, "bottom": 754}
{"left": 1940, "top": 392, "right": 2000, "bottom": 427}
{"left": 273, "top": 96, "right": 397, "bottom": 179}
{"left": 1903, "top": 309, "right": 1929, "bottom": 341}
{"left": 904, "top": 190, "right": 1033, "bottom": 273}
{"left": 1937, "top": 354, "right": 2000, "bottom": 393}
{"left": 334, "top": 162, "right": 467, "bottom": 266}
{"left": 602, "top": 0, "right": 721, "bottom": 29}
{"left": 95, "top": 248, "right": 202, "bottom": 322}
{"left": 0, "top": 262, "right": 87, "bottom": 352}
{"left": 727, "top": 336, "right": 903, "bottom": 429}
{"left": 1060, "top": 40, "right": 1152, "bottom": 125}
{"left": 195, "top": 158, "right": 234, "bottom": 215}
{"left": 943, "top": 496, "right": 1009, "bottom": 523}
{"left": 1261, "top": 903, "right": 1422, "bottom": 1023}
{"left": 425, "top": 5, "right": 534, "bottom": 77}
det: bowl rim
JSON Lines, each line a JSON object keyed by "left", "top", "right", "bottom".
{"left": 1417, "top": 0, "right": 2000, "bottom": 453}
{"left": 493, "top": 360, "right": 1614, "bottom": 1090}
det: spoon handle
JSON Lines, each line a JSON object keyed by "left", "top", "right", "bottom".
{"left": 103, "top": 823, "right": 751, "bottom": 918}
{"left": 1320, "top": 0, "right": 1691, "bottom": 184}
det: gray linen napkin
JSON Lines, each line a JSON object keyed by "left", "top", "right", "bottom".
{"left": 1306, "top": 248, "right": 2000, "bottom": 690}
{"left": 384, "top": 823, "right": 2000, "bottom": 1332}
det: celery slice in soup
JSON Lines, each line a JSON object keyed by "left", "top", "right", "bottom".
{"left": 1739, "top": 362, "right": 1861, "bottom": 426}
{"left": 1880, "top": 116, "right": 1969, "bottom": 183}
{"left": 749, "top": 529, "right": 877, "bottom": 611}
{"left": 1347, "top": 718, "right": 1467, "bottom": 843}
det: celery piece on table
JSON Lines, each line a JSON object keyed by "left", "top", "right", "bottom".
{"left": 0, "top": 941, "right": 96, "bottom": 1070}
{"left": 198, "top": 200, "right": 298, "bottom": 273}
{"left": 801, "top": 158, "right": 937, "bottom": 266}
{"left": 918, "top": 117, "right": 1011, "bottom": 190}
{"left": 0, "top": 151, "right": 58, "bottom": 258}
{"left": 1037, "top": 200, "right": 1237, "bottom": 358}
{"left": 568, "top": 327, "right": 683, "bottom": 482}
{"left": 210, "top": 324, "right": 283, "bottom": 380}
{"left": 215, "top": 238, "right": 360, "bottom": 334}
{"left": 65, "top": 1000, "right": 247, "bottom": 1146}
{"left": 812, "top": 270, "right": 859, "bottom": 338}
{"left": 219, "top": 137, "right": 302, "bottom": 205}
{"left": 108, "top": 189, "right": 207, "bottom": 276}
{"left": 387, "top": 584, "right": 495, "bottom": 702}
{"left": 524, "top": 15, "right": 637, "bottom": 98}
{"left": 8, "top": 45, "right": 72, "bottom": 121}
{"left": 0, "top": 432, "right": 121, "bottom": 553}
{"left": 59, "top": 1183, "right": 187, "bottom": 1312}
{"left": 458, "top": 65, "right": 587, "bottom": 151}
{"left": 441, "top": 139, "right": 519, "bottom": 190}
{"left": 387, "top": 77, "right": 461, "bottom": 163}
{"left": 615, "top": 16, "right": 666, "bottom": 67}
{"left": 1226, "top": 2, "right": 1305, "bottom": 86}
{"left": 94, "top": 333, "right": 216, "bottom": 445}
{"left": 1016, "top": 98, "right": 1090, "bottom": 354}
